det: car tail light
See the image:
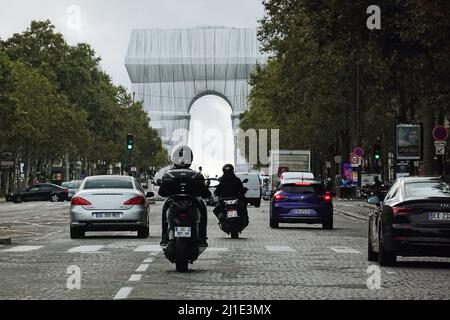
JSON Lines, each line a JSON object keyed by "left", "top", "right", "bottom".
{"left": 123, "top": 196, "right": 146, "bottom": 205}
{"left": 63, "top": 188, "right": 68, "bottom": 193}
{"left": 179, "top": 213, "right": 188, "bottom": 219}
{"left": 71, "top": 197, "right": 92, "bottom": 206}
{"left": 273, "top": 193, "right": 287, "bottom": 201}
{"left": 392, "top": 207, "right": 412, "bottom": 216}
{"left": 323, "top": 192, "right": 332, "bottom": 201}
{"left": 295, "top": 182, "right": 312, "bottom": 186}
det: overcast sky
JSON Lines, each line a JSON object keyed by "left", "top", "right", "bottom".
{"left": 0, "top": 0, "right": 265, "bottom": 89}
{"left": 0, "top": 0, "right": 265, "bottom": 176}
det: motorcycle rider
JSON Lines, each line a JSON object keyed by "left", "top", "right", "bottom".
{"left": 213, "top": 164, "right": 249, "bottom": 226}
{"left": 158, "top": 146, "right": 211, "bottom": 247}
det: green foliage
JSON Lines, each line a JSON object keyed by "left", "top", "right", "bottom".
{"left": 241, "top": 1, "right": 450, "bottom": 173}
{"left": 0, "top": 20, "right": 168, "bottom": 181}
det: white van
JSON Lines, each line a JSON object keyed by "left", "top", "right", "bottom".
{"left": 236, "top": 172, "right": 262, "bottom": 208}
{"left": 280, "top": 171, "right": 314, "bottom": 184}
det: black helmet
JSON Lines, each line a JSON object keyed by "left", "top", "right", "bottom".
{"left": 172, "top": 146, "right": 193, "bottom": 169}
{"left": 222, "top": 164, "right": 234, "bottom": 174}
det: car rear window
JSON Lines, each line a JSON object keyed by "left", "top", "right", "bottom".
{"left": 405, "top": 181, "right": 450, "bottom": 198}
{"left": 83, "top": 179, "right": 133, "bottom": 189}
{"left": 281, "top": 184, "right": 324, "bottom": 194}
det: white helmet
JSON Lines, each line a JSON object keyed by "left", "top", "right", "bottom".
{"left": 172, "top": 146, "right": 193, "bottom": 169}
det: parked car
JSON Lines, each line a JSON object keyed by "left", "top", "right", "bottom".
{"left": 270, "top": 179, "right": 333, "bottom": 229}
{"left": 367, "top": 176, "right": 450, "bottom": 266}
{"left": 61, "top": 180, "right": 83, "bottom": 200}
{"left": 69, "top": 175, "right": 154, "bottom": 239}
{"left": 236, "top": 172, "right": 262, "bottom": 207}
{"left": 6, "top": 183, "right": 69, "bottom": 203}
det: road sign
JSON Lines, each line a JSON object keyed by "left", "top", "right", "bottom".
{"left": 353, "top": 147, "right": 364, "bottom": 157}
{"left": 434, "top": 141, "right": 447, "bottom": 148}
{"left": 0, "top": 152, "right": 15, "bottom": 170}
{"left": 435, "top": 146, "right": 445, "bottom": 155}
{"left": 433, "top": 126, "right": 448, "bottom": 141}
{"left": 350, "top": 154, "right": 360, "bottom": 165}
{"left": 334, "top": 155, "right": 342, "bottom": 164}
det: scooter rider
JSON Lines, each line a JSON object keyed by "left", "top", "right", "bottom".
{"left": 158, "top": 146, "right": 211, "bottom": 247}
{"left": 213, "top": 164, "right": 248, "bottom": 226}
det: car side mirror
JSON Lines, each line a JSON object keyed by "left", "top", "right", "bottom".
{"left": 205, "top": 180, "right": 211, "bottom": 187}
{"left": 367, "top": 195, "right": 380, "bottom": 207}
{"left": 146, "top": 192, "right": 155, "bottom": 198}
{"left": 242, "top": 179, "right": 249, "bottom": 184}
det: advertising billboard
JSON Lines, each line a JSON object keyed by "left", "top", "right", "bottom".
{"left": 396, "top": 124, "right": 421, "bottom": 160}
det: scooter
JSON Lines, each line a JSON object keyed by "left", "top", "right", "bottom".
{"left": 162, "top": 194, "right": 207, "bottom": 272}
{"left": 217, "top": 196, "right": 248, "bottom": 239}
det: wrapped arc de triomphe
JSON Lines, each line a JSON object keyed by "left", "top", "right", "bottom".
{"left": 125, "top": 26, "right": 267, "bottom": 167}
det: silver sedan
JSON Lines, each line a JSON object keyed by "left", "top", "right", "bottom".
{"left": 69, "top": 175, "right": 154, "bottom": 239}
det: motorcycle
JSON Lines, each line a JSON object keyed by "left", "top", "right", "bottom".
{"left": 162, "top": 194, "right": 207, "bottom": 272}
{"left": 216, "top": 184, "right": 249, "bottom": 239}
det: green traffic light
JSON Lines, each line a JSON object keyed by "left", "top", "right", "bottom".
{"left": 127, "top": 144, "right": 133, "bottom": 150}
{"left": 375, "top": 154, "right": 380, "bottom": 160}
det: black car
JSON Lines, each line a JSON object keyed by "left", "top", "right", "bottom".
{"left": 367, "top": 176, "right": 450, "bottom": 266}
{"left": 6, "top": 183, "right": 69, "bottom": 203}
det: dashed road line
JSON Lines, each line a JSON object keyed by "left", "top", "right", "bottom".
{"left": 128, "top": 274, "right": 142, "bottom": 282}
{"left": 136, "top": 264, "right": 149, "bottom": 272}
{"left": 113, "top": 287, "right": 134, "bottom": 300}
{"left": 143, "top": 257, "right": 154, "bottom": 263}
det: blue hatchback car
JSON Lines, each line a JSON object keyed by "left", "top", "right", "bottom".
{"left": 270, "top": 180, "right": 333, "bottom": 229}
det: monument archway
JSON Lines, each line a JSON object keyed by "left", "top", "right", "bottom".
{"left": 125, "top": 26, "right": 267, "bottom": 164}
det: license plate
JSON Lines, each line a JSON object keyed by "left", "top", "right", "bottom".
{"left": 93, "top": 212, "right": 122, "bottom": 219}
{"left": 227, "top": 210, "right": 238, "bottom": 218}
{"left": 428, "top": 212, "right": 450, "bottom": 221}
{"left": 174, "top": 226, "right": 191, "bottom": 238}
{"left": 291, "top": 209, "right": 315, "bottom": 215}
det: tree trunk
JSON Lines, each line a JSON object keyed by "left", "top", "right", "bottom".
{"left": 422, "top": 103, "right": 435, "bottom": 175}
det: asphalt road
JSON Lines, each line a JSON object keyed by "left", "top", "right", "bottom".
{"left": 0, "top": 199, "right": 449, "bottom": 300}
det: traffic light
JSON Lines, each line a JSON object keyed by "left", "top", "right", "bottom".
{"left": 127, "top": 133, "right": 134, "bottom": 151}
{"left": 374, "top": 143, "right": 381, "bottom": 160}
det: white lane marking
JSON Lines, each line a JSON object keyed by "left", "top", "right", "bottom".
{"left": 113, "top": 287, "right": 133, "bottom": 300}
{"left": 67, "top": 245, "right": 105, "bottom": 253}
{"left": 329, "top": 246, "right": 362, "bottom": 254}
{"left": 2, "top": 245, "right": 44, "bottom": 252}
{"left": 265, "top": 246, "right": 296, "bottom": 252}
{"left": 128, "top": 274, "right": 142, "bottom": 282}
{"left": 136, "top": 264, "right": 149, "bottom": 272}
{"left": 143, "top": 257, "right": 154, "bottom": 263}
{"left": 149, "top": 252, "right": 160, "bottom": 256}
{"left": 134, "top": 245, "right": 162, "bottom": 252}
{"left": 205, "top": 247, "right": 229, "bottom": 252}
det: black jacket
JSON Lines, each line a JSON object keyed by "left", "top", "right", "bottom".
{"left": 214, "top": 173, "right": 246, "bottom": 198}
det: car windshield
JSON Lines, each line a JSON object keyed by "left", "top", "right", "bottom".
{"left": 281, "top": 184, "right": 324, "bottom": 194}
{"left": 236, "top": 174, "right": 259, "bottom": 185}
{"left": 83, "top": 179, "right": 133, "bottom": 189}
{"left": 405, "top": 181, "right": 450, "bottom": 198}
{"left": 62, "top": 182, "right": 76, "bottom": 189}
{"left": 209, "top": 180, "right": 220, "bottom": 187}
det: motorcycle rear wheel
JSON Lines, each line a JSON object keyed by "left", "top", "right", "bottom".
{"left": 175, "top": 239, "right": 189, "bottom": 272}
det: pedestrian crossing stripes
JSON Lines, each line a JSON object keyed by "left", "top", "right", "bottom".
{"left": 329, "top": 246, "right": 362, "bottom": 254}
{"left": 134, "top": 245, "right": 162, "bottom": 252}
{"left": 0, "top": 244, "right": 364, "bottom": 254}
{"left": 265, "top": 246, "right": 296, "bottom": 252}
{"left": 67, "top": 245, "right": 105, "bottom": 253}
{"left": 2, "top": 245, "right": 43, "bottom": 252}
